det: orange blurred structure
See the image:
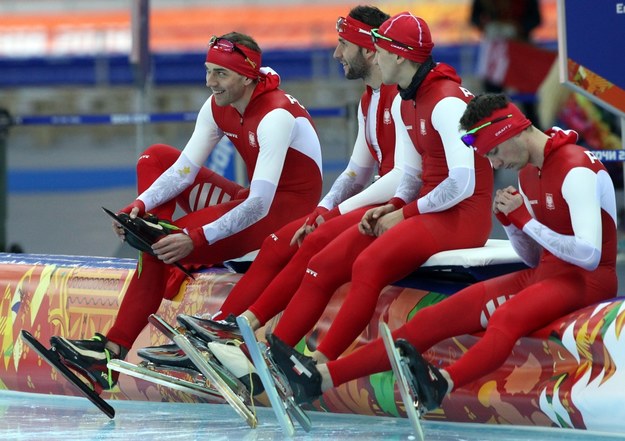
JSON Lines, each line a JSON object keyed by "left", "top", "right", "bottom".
{"left": 0, "top": 2, "right": 558, "bottom": 57}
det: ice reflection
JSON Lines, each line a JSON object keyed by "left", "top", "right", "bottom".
{"left": 0, "top": 390, "right": 621, "bottom": 441}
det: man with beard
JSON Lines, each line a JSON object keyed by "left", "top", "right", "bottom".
{"left": 266, "top": 12, "right": 493, "bottom": 400}
{"left": 177, "top": 5, "right": 415, "bottom": 342}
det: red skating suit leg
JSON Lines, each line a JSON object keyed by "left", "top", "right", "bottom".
{"left": 248, "top": 208, "right": 370, "bottom": 326}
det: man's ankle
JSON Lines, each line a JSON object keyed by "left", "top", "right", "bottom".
{"left": 312, "top": 351, "right": 328, "bottom": 364}
{"left": 318, "top": 364, "right": 333, "bottom": 392}
{"left": 241, "top": 311, "right": 261, "bottom": 331}
{"left": 105, "top": 341, "right": 127, "bottom": 359}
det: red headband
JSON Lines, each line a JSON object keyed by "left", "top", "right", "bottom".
{"left": 205, "top": 40, "right": 261, "bottom": 79}
{"left": 336, "top": 16, "right": 375, "bottom": 51}
{"left": 469, "top": 102, "right": 532, "bottom": 155}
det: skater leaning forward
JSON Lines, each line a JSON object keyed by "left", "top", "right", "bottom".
{"left": 50, "top": 31, "right": 323, "bottom": 391}
{"left": 270, "top": 93, "right": 618, "bottom": 412}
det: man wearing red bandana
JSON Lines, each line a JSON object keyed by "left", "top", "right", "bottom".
{"left": 176, "top": 5, "right": 417, "bottom": 343}
{"left": 50, "top": 32, "right": 323, "bottom": 391}
{"left": 271, "top": 93, "right": 618, "bottom": 413}
{"left": 264, "top": 11, "right": 496, "bottom": 401}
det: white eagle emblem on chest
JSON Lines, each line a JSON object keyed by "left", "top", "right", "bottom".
{"left": 248, "top": 131, "right": 257, "bottom": 148}
{"left": 545, "top": 193, "right": 555, "bottom": 210}
{"left": 383, "top": 108, "right": 391, "bottom": 125}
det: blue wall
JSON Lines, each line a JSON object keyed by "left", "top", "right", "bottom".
{"left": 0, "top": 45, "right": 481, "bottom": 88}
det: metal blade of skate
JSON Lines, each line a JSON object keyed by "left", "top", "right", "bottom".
{"left": 21, "top": 330, "right": 115, "bottom": 419}
{"left": 236, "top": 316, "right": 297, "bottom": 437}
{"left": 148, "top": 314, "right": 182, "bottom": 341}
{"left": 108, "top": 359, "right": 223, "bottom": 402}
{"left": 379, "top": 322, "right": 425, "bottom": 441}
{"left": 149, "top": 314, "right": 257, "bottom": 429}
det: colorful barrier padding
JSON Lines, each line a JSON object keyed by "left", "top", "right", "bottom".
{"left": 0, "top": 253, "right": 623, "bottom": 433}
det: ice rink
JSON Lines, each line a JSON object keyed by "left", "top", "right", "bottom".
{"left": 1, "top": 390, "right": 623, "bottom": 441}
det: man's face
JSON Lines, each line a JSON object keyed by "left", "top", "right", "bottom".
{"left": 204, "top": 62, "right": 248, "bottom": 107}
{"left": 373, "top": 45, "right": 398, "bottom": 85}
{"left": 333, "top": 37, "right": 369, "bottom": 80}
{"left": 485, "top": 138, "right": 529, "bottom": 171}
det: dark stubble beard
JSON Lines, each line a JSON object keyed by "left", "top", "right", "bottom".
{"left": 345, "top": 51, "right": 369, "bottom": 80}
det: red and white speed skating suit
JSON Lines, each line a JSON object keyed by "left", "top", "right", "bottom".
{"left": 272, "top": 63, "right": 494, "bottom": 360}
{"left": 107, "top": 69, "right": 322, "bottom": 349}
{"left": 215, "top": 83, "right": 412, "bottom": 324}
{"left": 327, "top": 129, "right": 617, "bottom": 391}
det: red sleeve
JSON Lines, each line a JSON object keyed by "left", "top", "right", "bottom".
{"left": 495, "top": 211, "right": 511, "bottom": 226}
{"left": 507, "top": 204, "right": 533, "bottom": 229}
{"left": 188, "top": 227, "right": 208, "bottom": 248}
{"left": 402, "top": 201, "right": 420, "bottom": 218}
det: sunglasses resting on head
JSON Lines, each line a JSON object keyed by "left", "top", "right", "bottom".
{"left": 336, "top": 16, "right": 371, "bottom": 35}
{"left": 461, "top": 114, "right": 513, "bottom": 147}
{"left": 208, "top": 36, "right": 257, "bottom": 69}
{"left": 370, "top": 28, "right": 414, "bottom": 51}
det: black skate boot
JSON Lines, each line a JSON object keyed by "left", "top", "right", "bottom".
{"left": 137, "top": 329, "right": 215, "bottom": 371}
{"left": 177, "top": 314, "right": 242, "bottom": 343}
{"left": 103, "top": 207, "right": 194, "bottom": 279}
{"left": 137, "top": 343, "right": 199, "bottom": 370}
{"left": 50, "top": 333, "right": 127, "bottom": 392}
{"left": 395, "top": 339, "right": 448, "bottom": 411}
{"left": 267, "top": 334, "right": 322, "bottom": 404}
{"left": 114, "top": 211, "right": 180, "bottom": 255}
{"left": 205, "top": 341, "right": 265, "bottom": 395}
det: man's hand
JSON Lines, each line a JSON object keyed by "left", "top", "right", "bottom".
{"left": 373, "top": 209, "right": 404, "bottom": 236}
{"left": 494, "top": 186, "right": 522, "bottom": 215}
{"left": 152, "top": 233, "right": 194, "bottom": 264}
{"left": 113, "top": 204, "right": 142, "bottom": 240}
{"left": 290, "top": 222, "right": 316, "bottom": 247}
{"left": 359, "top": 204, "right": 395, "bottom": 236}
{"left": 290, "top": 208, "right": 329, "bottom": 246}
{"left": 112, "top": 219, "right": 126, "bottom": 241}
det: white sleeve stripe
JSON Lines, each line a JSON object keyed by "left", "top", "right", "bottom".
{"left": 208, "top": 187, "right": 223, "bottom": 207}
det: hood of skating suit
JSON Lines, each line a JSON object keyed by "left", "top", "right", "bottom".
{"left": 249, "top": 67, "right": 281, "bottom": 102}
{"left": 424, "top": 63, "right": 462, "bottom": 87}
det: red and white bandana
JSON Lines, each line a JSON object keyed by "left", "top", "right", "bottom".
{"left": 205, "top": 42, "right": 261, "bottom": 79}
{"left": 470, "top": 102, "right": 532, "bottom": 155}
{"left": 337, "top": 15, "right": 375, "bottom": 51}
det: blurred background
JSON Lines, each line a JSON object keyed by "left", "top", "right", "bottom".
{"left": 0, "top": 0, "right": 621, "bottom": 261}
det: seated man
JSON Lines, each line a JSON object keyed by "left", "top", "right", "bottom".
{"left": 49, "top": 31, "right": 323, "bottom": 392}
{"left": 177, "top": 5, "right": 413, "bottom": 341}
{"left": 203, "top": 11, "right": 495, "bottom": 399}
{"left": 270, "top": 93, "right": 618, "bottom": 411}
{"left": 259, "top": 11, "right": 493, "bottom": 368}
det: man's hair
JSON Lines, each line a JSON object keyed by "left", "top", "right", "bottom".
{"left": 220, "top": 32, "right": 262, "bottom": 53}
{"left": 348, "top": 5, "right": 390, "bottom": 27}
{"left": 459, "top": 93, "right": 509, "bottom": 130}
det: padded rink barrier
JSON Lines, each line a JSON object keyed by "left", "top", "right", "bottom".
{"left": 0, "top": 247, "right": 624, "bottom": 433}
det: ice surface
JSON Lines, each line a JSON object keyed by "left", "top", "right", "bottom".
{"left": 1, "top": 390, "right": 622, "bottom": 441}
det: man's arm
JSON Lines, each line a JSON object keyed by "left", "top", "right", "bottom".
{"left": 137, "top": 97, "right": 223, "bottom": 212}
{"left": 335, "top": 95, "right": 414, "bottom": 214}
{"left": 317, "top": 105, "right": 377, "bottom": 212}
{"left": 196, "top": 108, "right": 297, "bottom": 246}
{"left": 403, "top": 96, "right": 476, "bottom": 217}
{"left": 505, "top": 168, "right": 608, "bottom": 270}
{"left": 495, "top": 185, "right": 542, "bottom": 267}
